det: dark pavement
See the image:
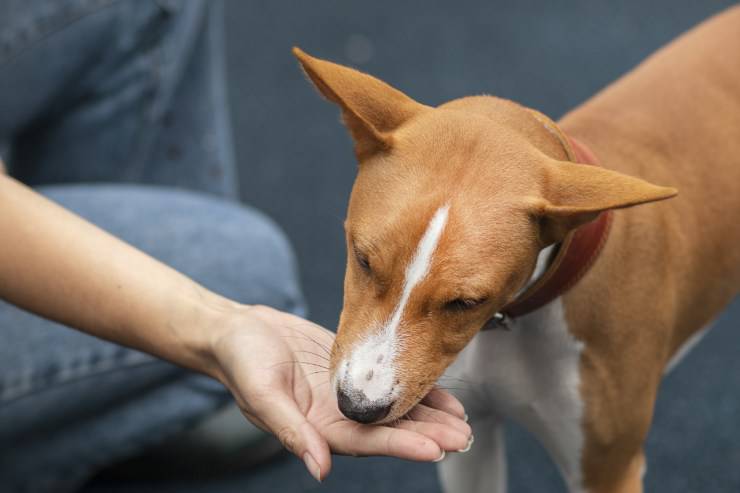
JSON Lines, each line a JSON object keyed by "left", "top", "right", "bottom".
{"left": 86, "top": 1, "right": 739, "bottom": 491}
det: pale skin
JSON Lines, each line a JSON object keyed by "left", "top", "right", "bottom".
{"left": 0, "top": 167, "right": 472, "bottom": 481}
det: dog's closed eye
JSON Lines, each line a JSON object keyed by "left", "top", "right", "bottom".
{"left": 354, "top": 246, "right": 372, "bottom": 273}
{"left": 444, "top": 297, "right": 488, "bottom": 312}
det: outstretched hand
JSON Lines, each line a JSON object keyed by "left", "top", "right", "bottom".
{"left": 209, "top": 305, "right": 472, "bottom": 482}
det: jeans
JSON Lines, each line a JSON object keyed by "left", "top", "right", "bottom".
{"left": 0, "top": 1, "right": 306, "bottom": 491}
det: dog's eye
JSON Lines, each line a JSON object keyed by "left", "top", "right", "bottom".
{"left": 444, "top": 297, "right": 487, "bottom": 311}
{"left": 354, "top": 248, "right": 371, "bottom": 273}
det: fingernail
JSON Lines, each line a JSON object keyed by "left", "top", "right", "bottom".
{"left": 303, "top": 452, "right": 321, "bottom": 483}
{"left": 458, "top": 434, "right": 474, "bottom": 453}
{"left": 463, "top": 413, "right": 469, "bottom": 422}
{"left": 433, "top": 450, "right": 446, "bottom": 462}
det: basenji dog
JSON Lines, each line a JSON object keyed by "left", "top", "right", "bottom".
{"left": 293, "top": 6, "right": 740, "bottom": 492}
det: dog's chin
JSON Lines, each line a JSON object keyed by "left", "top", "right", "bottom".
{"left": 374, "top": 381, "right": 439, "bottom": 425}
{"left": 372, "top": 405, "right": 405, "bottom": 425}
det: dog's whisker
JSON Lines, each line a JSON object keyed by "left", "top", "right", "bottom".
{"left": 294, "top": 349, "right": 330, "bottom": 361}
{"left": 303, "top": 369, "right": 330, "bottom": 377}
{"left": 436, "top": 383, "right": 475, "bottom": 393}
{"left": 438, "top": 375, "right": 475, "bottom": 385}
{"left": 285, "top": 328, "right": 334, "bottom": 349}
{"left": 311, "top": 379, "right": 331, "bottom": 390}
{"left": 269, "top": 360, "right": 330, "bottom": 370}
{"left": 281, "top": 322, "right": 335, "bottom": 345}
{"left": 280, "top": 334, "right": 332, "bottom": 355}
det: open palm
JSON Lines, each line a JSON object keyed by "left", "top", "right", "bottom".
{"left": 210, "top": 305, "right": 472, "bottom": 482}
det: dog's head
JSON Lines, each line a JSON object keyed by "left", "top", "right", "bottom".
{"left": 293, "top": 48, "right": 676, "bottom": 424}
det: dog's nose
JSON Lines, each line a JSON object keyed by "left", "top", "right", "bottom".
{"left": 337, "top": 389, "right": 392, "bottom": 424}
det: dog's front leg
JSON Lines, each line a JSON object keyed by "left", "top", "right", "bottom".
{"left": 437, "top": 414, "right": 507, "bottom": 493}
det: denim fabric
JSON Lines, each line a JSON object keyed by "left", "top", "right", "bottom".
{"left": 0, "top": 1, "right": 305, "bottom": 491}
{"left": 0, "top": 186, "right": 306, "bottom": 492}
{"left": 0, "top": 0, "right": 237, "bottom": 197}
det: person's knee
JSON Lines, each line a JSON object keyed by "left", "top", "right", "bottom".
{"left": 214, "top": 203, "right": 307, "bottom": 315}
{"left": 39, "top": 184, "right": 307, "bottom": 316}
{"left": 142, "top": 188, "right": 307, "bottom": 315}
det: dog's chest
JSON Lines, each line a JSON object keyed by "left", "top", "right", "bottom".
{"left": 444, "top": 299, "right": 585, "bottom": 486}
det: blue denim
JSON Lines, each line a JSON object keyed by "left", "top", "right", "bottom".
{"left": 0, "top": 1, "right": 306, "bottom": 492}
{"left": 0, "top": 0, "right": 237, "bottom": 196}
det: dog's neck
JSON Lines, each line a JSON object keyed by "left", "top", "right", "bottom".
{"left": 517, "top": 244, "right": 558, "bottom": 297}
{"left": 486, "top": 120, "right": 613, "bottom": 326}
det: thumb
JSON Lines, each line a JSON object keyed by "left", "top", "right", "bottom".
{"left": 255, "top": 394, "right": 331, "bottom": 482}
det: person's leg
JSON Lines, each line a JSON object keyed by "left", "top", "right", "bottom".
{"left": 0, "top": 0, "right": 237, "bottom": 197}
{"left": 0, "top": 185, "right": 306, "bottom": 493}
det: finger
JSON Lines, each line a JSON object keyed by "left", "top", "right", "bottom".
{"left": 395, "top": 419, "right": 470, "bottom": 452}
{"left": 407, "top": 403, "right": 472, "bottom": 436}
{"left": 325, "top": 422, "right": 444, "bottom": 462}
{"left": 253, "top": 394, "right": 331, "bottom": 482}
{"left": 421, "top": 388, "right": 466, "bottom": 419}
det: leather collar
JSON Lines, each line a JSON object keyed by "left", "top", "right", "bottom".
{"left": 484, "top": 129, "right": 612, "bottom": 327}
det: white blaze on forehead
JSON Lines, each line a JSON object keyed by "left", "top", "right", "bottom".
{"left": 388, "top": 204, "right": 450, "bottom": 332}
{"left": 338, "top": 204, "right": 450, "bottom": 402}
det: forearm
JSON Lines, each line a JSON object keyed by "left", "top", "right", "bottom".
{"left": 0, "top": 171, "right": 473, "bottom": 478}
{"left": 0, "top": 174, "right": 229, "bottom": 376}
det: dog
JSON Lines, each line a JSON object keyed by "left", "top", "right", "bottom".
{"left": 293, "top": 6, "right": 740, "bottom": 492}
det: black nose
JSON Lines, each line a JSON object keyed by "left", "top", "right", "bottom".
{"left": 337, "top": 389, "right": 392, "bottom": 424}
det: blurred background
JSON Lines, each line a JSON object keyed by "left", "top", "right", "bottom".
{"left": 79, "top": 0, "right": 737, "bottom": 491}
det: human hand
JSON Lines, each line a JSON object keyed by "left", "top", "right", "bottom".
{"left": 0, "top": 175, "right": 471, "bottom": 481}
{"left": 208, "top": 305, "right": 472, "bottom": 482}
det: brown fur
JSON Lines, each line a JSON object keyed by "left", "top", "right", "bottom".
{"left": 558, "top": 7, "right": 740, "bottom": 491}
{"left": 293, "top": 6, "right": 740, "bottom": 491}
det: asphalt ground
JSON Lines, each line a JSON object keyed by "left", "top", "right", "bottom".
{"left": 85, "top": 2, "right": 739, "bottom": 491}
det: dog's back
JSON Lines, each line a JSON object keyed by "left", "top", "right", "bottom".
{"left": 560, "top": 6, "right": 740, "bottom": 342}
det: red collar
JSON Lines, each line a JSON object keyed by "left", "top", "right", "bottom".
{"left": 492, "top": 134, "right": 613, "bottom": 323}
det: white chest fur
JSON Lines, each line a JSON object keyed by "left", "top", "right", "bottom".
{"left": 444, "top": 299, "right": 586, "bottom": 491}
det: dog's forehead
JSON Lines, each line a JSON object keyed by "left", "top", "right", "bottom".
{"left": 348, "top": 194, "right": 525, "bottom": 275}
{"left": 350, "top": 117, "right": 543, "bottom": 209}
{"left": 349, "top": 162, "right": 527, "bottom": 238}
{"left": 398, "top": 106, "right": 533, "bottom": 152}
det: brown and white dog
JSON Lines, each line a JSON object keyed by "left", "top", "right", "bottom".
{"left": 294, "top": 6, "right": 740, "bottom": 492}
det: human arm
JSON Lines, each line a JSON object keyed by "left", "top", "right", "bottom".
{"left": 0, "top": 174, "right": 471, "bottom": 480}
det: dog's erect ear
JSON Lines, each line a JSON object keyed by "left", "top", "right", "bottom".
{"left": 534, "top": 161, "right": 678, "bottom": 244}
{"left": 293, "top": 47, "right": 427, "bottom": 159}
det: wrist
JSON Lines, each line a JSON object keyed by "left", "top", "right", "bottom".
{"left": 166, "top": 281, "right": 240, "bottom": 380}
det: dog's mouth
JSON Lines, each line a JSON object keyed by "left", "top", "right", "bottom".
{"left": 332, "top": 355, "right": 442, "bottom": 425}
{"left": 331, "top": 361, "right": 401, "bottom": 424}
{"left": 335, "top": 386, "right": 437, "bottom": 425}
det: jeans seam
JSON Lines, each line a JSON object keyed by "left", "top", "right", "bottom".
{"left": 0, "top": 356, "right": 165, "bottom": 405}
